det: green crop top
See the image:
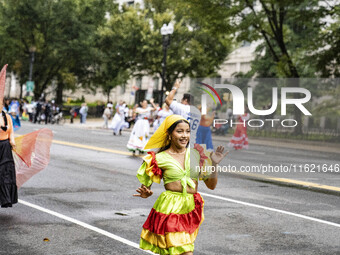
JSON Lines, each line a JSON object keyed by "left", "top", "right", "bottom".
{"left": 136, "top": 145, "right": 212, "bottom": 195}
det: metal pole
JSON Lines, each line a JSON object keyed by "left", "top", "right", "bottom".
{"left": 29, "top": 51, "right": 35, "bottom": 82}
{"left": 160, "top": 35, "right": 168, "bottom": 107}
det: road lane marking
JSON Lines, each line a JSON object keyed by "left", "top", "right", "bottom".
{"left": 200, "top": 192, "right": 340, "bottom": 228}
{"left": 240, "top": 151, "right": 266, "bottom": 155}
{"left": 52, "top": 139, "right": 137, "bottom": 157}
{"left": 18, "top": 199, "right": 153, "bottom": 254}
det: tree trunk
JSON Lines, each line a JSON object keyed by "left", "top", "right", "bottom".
{"left": 106, "top": 88, "right": 111, "bottom": 103}
{"left": 19, "top": 83, "right": 23, "bottom": 99}
{"left": 56, "top": 82, "right": 64, "bottom": 104}
{"left": 289, "top": 79, "right": 303, "bottom": 135}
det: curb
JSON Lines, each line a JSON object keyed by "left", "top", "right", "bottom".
{"left": 226, "top": 171, "right": 340, "bottom": 196}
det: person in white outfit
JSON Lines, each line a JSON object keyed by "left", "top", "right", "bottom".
{"left": 102, "top": 103, "right": 113, "bottom": 129}
{"left": 165, "top": 80, "right": 201, "bottom": 146}
{"left": 153, "top": 103, "right": 173, "bottom": 132}
{"left": 127, "top": 99, "right": 157, "bottom": 155}
{"left": 110, "top": 101, "right": 127, "bottom": 135}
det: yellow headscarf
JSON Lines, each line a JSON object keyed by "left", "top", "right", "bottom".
{"left": 144, "top": 114, "right": 188, "bottom": 150}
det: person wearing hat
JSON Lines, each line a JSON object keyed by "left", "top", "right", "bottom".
{"left": 102, "top": 103, "right": 113, "bottom": 129}
{"left": 134, "top": 114, "right": 228, "bottom": 254}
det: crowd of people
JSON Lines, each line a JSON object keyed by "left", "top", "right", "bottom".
{"left": 2, "top": 97, "right": 63, "bottom": 126}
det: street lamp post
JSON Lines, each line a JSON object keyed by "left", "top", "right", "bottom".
{"left": 160, "top": 23, "right": 174, "bottom": 107}
{"left": 28, "top": 46, "right": 36, "bottom": 82}
{"left": 26, "top": 46, "right": 36, "bottom": 100}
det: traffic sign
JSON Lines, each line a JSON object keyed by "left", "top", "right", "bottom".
{"left": 26, "top": 81, "right": 34, "bottom": 92}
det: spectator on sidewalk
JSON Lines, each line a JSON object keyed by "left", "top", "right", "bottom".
{"left": 79, "top": 103, "right": 88, "bottom": 124}
{"left": 70, "top": 106, "right": 76, "bottom": 124}
{"left": 102, "top": 103, "right": 113, "bottom": 129}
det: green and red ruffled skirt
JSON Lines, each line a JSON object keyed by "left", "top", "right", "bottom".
{"left": 140, "top": 190, "right": 204, "bottom": 255}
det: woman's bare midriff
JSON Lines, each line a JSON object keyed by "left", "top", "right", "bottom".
{"left": 164, "top": 179, "right": 198, "bottom": 194}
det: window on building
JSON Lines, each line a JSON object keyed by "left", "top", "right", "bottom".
{"left": 121, "top": 83, "right": 126, "bottom": 95}
{"left": 136, "top": 77, "right": 142, "bottom": 89}
{"left": 153, "top": 77, "right": 159, "bottom": 90}
{"left": 215, "top": 76, "right": 221, "bottom": 84}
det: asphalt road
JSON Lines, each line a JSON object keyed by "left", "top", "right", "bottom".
{"left": 1, "top": 122, "right": 339, "bottom": 255}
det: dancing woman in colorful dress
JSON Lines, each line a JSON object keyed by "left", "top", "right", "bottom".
{"left": 134, "top": 114, "right": 228, "bottom": 254}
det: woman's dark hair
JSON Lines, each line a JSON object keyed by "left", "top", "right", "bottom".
{"left": 157, "top": 119, "right": 190, "bottom": 153}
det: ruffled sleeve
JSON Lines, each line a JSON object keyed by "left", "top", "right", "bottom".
{"left": 136, "top": 151, "right": 162, "bottom": 186}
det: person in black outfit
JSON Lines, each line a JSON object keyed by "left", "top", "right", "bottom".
{"left": 0, "top": 109, "right": 18, "bottom": 208}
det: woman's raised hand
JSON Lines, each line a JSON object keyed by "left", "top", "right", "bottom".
{"left": 133, "top": 185, "right": 153, "bottom": 198}
{"left": 210, "top": 146, "right": 229, "bottom": 165}
{"left": 174, "top": 79, "right": 181, "bottom": 89}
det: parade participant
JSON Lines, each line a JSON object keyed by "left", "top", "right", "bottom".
{"left": 134, "top": 114, "right": 228, "bottom": 255}
{"left": 0, "top": 64, "right": 53, "bottom": 208}
{"left": 8, "top": 102, "right": 21, "bottom": 131}
{"left": 127, "top": 99, "right": 156, "bottom": 154}
{"left": 102, "top": 103, "right": 113, "bottom": 129}
{"left": 158, "top": 103, "right": 173, "bottom": 126}
{"left": 111, "top": 101, "right": 128, "bottom": 135}
{"left": 153, "top": 103, "right": 173, "bottom": 132}
{"left": 3, "top": 98, "right": 10, "bottom": 112}
{"left": 196, "top": 111, "right": 215, "bottom": 151}
{"left": 165, "top": 79, "right": 201, "bottom": 145}
{"left": 0, "top": 98, "right": 18, "bottom": 207}
{"left": 228, "top": 107, "right": 250, "bottom": 150}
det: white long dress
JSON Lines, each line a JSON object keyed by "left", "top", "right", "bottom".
{"left": 127, "top": 107, "right": 153, "bottom": 152}
{"left": 110, "top": 104, "right": 127, "bottom": 135}
{"left": 153, "top": 109, "right": 173, "bottom": 132}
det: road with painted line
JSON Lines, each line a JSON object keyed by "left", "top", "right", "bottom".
{"left": 0, "top": 122, "right": 338, "bottom": 255}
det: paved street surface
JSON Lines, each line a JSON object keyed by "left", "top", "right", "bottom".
{"left": 1, "top": 121, "right": 339, "bottom": 255}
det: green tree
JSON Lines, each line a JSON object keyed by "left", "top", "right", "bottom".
{"left": 99, "top": 1, "right": 231, "bottom": 100}
{"left": 94, "top": 5, "right": 148, "bottom": 102}
{"left": 174, "top": 0, "right": 337, "bottom": 134}
{"left": 141, "top": 0, "right": 232, "bottom": 91}
{"left": 0, "top": 0, "right": 113, "bottom": 102}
